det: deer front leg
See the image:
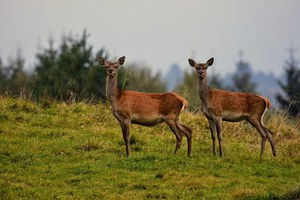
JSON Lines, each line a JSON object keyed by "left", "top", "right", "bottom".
{"left": 215, "top": 117, "right": 223, "bottom": 157}
{"left": 208, "top": 119, "right": 217, "bottom": 155}
{"left": 120, "top": 119, "right": 131, "bottom": 157}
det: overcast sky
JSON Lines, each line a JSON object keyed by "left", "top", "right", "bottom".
{"left": 1, "top": 0, "right": 300, "bottom": 76}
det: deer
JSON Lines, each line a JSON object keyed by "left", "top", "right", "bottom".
{"left": 97, "top": 56, "right": 192, "bottom": 157}
{"left": 188, "top": 57, "right": 277, "bottom": 157}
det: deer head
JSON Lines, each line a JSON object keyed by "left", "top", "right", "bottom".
{"left": 188, "top": 58, "right": 214, "bottom": 79}
{"left": 98, "top": 56, "right": 125, "bottom": 78}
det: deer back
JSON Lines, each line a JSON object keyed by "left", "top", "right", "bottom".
{"left": 208, "top": 89, "right": 269, "bottom": 119}
{"left": 115, "top": 91, "right": 187, "bottom": 117}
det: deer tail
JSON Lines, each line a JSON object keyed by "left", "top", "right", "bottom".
{"left": 259, "top": 95, "right": 271, "bottom": 126}
{"left": 179, "top": 96, "right": 189, "bottom": 112}
{"left": 181, "top": 98, "right": 189, "bottom": 112}
{"left": 171, "top": 92, "right": 189, "bottom": 112}
{"left": 262, "top": 96, "right": 271, "bottom": 110}
{"left": 257, "top": 95, "right": 271, "bottom": 110}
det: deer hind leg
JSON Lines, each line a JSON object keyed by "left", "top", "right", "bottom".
{"left": 263, "top": 127, "right": 277, "bottom": 157}
{"left": 247, "top": 117, "right": 268, "bottom": 157}
{"left": 177, "top": 123, "right": 192, "bottom": 157}
{"left": 164, "top": 119, "right": 183, "bottom": 155}
{"left": 119, "top": 119, "right": 131, "bottom": 157}
{"left": 208, "top": 119, "right": 217, "bottom": 155}
{"left": 214, "top": 117, "right": 223, "bottom": 157}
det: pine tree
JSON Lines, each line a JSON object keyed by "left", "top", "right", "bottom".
{"left": 6, "top": 51, "right": 30, "bottom": 97}
{"left": 34, "top": 30, "right": 107, "bottom": 101}
{"left": 276, "top": 48, "right": 300, "bottom": 117}
{"left": 0, "top": 50, "right": 31, "bottom": 98}
{"left": 0, "top": 58, "right": 7, "bottom": 92}
{"left": 231, "top": 52, "right": 256, "bottom": 92}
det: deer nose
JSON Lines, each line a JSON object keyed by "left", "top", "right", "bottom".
{"left": 108, "top": 69, "right": 113, "bottom": 73}
{"left": 198, "top": 72, "right": 205, "bottom": 79}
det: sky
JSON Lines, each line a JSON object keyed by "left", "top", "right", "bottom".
{"left": 0, "top": 0, "right": 300, "bottom": 76}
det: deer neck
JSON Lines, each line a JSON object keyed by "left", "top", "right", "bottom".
{"left": 106, "top": 76, "right": 119, "bottom": 107}
{"left": 198, "top": 78, "right": 209, "bottom": 107}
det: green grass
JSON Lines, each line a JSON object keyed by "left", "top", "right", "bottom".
{"left": 0, "top": 97, "right": 299, "bottom": 199}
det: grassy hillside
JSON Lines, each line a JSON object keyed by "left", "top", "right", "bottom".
{"left": 0, "top": 98, "right": 299, "bottom": 199}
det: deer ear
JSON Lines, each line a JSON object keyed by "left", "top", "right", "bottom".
{"left": 97, "top": 57, "right": 106, "bottom": 66}
{"left": 188, "top": 59, "right": 197, "bottom": 67}
{"left": 118, "top": 56, "right": 125, "bottom": 65}
{"left": 206, "top": 57, "right": 214, "bottom": 67}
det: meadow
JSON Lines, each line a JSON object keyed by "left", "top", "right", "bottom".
{"left": 0, "top": 97, "right": 299, "bottom": 199}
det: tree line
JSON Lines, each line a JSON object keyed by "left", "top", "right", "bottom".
{"left": 0, "top": 30, "right": 299, "bottom": 117}
{"left": 0, "top": 30, "right": 166, "bottom": 102}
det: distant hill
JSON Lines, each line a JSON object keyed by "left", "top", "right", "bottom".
{"left": 165, "top": 64, "right": 184, "bottom": 91}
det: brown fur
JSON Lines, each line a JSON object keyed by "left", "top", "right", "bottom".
{"left": 98, "top": 56, "right": 192, "bottom": 157}
{"left": 205, "top": 89, "right": 268, "bottom": 121}
{"left": 115, "top": 91, "right": 186, "bottom": 126}
{"left": 189, "top": 57, "right": 276, "bottom": 157}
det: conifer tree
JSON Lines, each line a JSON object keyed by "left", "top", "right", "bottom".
{"left": 276, "top": 48, "right": 300, "bottom": 117}
{"left": 231, "top": 52, "right": 256, "bottom": 93}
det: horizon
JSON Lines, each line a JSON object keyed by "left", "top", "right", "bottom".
{"left": 1, "top": 0, "right": 300, "bottom": 77}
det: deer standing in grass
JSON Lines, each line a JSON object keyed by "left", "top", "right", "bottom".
{"left": 98, "top": 56, "right": 192, "bottom": 157}
{"left": 188, "top": 57, "right": 277, "bottom": 157}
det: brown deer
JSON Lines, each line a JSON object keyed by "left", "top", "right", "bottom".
{"left": 188, "top": 57, "right": 277, "bottom": 157}
{"left": 98, "top": 56, "right": 192, "bottom": 157}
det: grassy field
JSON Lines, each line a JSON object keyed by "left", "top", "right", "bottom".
{"left": 0, "top": 97, "right": 299, "bottom": 199}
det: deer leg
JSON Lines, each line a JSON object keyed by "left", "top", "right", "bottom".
{"left": 215, "top": 118, "right": 223, "bottom": 157}
{"left": 208, "top": 119, "right": 217, "bottom": 155}
{"left": 164, "top": 119, "right": 183, "bottom": 155}
{"left": 247, "top": 118, "right": 268, "bottom": 157}
{"left": 178, "top": 123, "right": 192, "bottom": 157}
{"left": 120, "top": 119, "right": 131, "bottom": 157}
{"left": 263, "top": 127, "right": 277, "bottom": 157}
{"left": 260, "top": 136, "right": 267, "bottom": 157}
